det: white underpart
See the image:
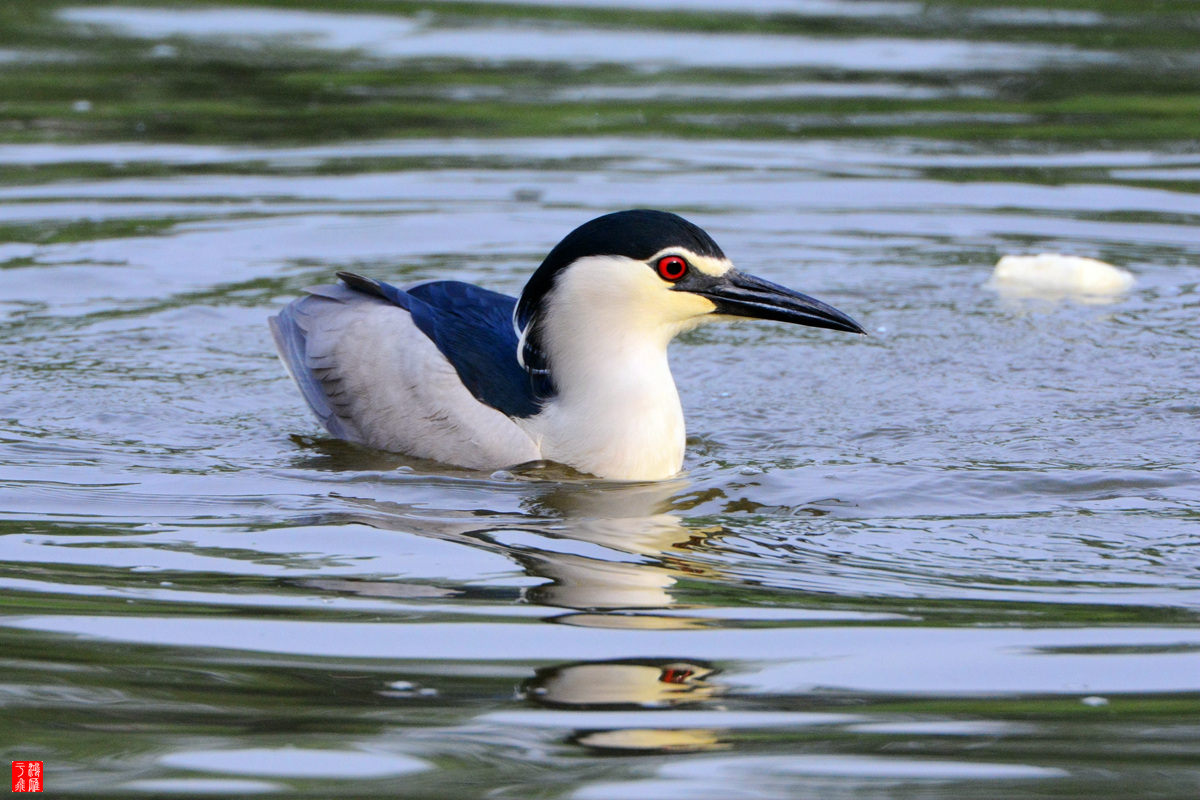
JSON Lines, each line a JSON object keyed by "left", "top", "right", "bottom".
{"left": 989, "top": 253, "right": 1135, "bottom": 297}
{"left": 520, "top": 253, "right": 726, "bottom": 481}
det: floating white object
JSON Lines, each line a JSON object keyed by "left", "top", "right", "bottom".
{"left": 989, "top": 253, "right": 1135, "bottom": 296}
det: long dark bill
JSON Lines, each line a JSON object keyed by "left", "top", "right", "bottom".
{"left": 693, "top": 270, "right": 866, "bottom": 334}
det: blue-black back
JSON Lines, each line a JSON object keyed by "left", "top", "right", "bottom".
{"left": 337, "top": 272, "right": 551, "bottom": 419}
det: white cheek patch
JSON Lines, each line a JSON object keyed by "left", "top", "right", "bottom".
{"left": 649, "top": 248, "right": 732, "bottom": 278}
{"left": 666, "top": 290, "right": 718, "bottom": 321}
{"left": 546, "top": 253, "right": 720, "bottom": 335}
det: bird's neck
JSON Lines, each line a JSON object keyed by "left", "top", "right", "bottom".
{"left": 525, "top": 306, "right": 688, "bottom": 481}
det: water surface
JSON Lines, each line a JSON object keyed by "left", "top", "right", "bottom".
{"left": 1, "top": 1, "right": 1199, "bottom": 797}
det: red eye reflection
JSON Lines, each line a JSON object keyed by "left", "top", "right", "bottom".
{"left": 657, "top": 256, "right": 688, "bottom": 281}
{"left": 659, "top": 667, "right": 694, "bottom": 684}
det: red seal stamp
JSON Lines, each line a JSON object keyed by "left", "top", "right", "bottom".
{"left": 11, "top": 762, "right": 43, "bottom": 792}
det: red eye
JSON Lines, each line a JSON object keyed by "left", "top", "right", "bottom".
{"left": 657, "top": 256, "right": 688, "bottom": 281}
{"left": 659, "top": 667, "right": 694, "bottom": 684}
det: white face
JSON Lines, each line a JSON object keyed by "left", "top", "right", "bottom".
{"left": 543, "top": 248, "right": 736, "bottom": 343}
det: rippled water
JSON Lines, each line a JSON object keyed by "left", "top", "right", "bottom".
{"left": 2, "top": 1, "right": 1200, "bottom": 797}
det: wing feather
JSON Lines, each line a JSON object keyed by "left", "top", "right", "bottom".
{"left": 268, "top": 278, "right": 541, "bottom": 469}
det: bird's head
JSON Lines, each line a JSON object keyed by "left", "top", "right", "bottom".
{"left": 514, "top": 209, "right": 864, "bottom": 376}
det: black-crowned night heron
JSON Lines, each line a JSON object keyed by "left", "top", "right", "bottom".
{"left": 271, "top": 209, "right": 863, "bottom": 480}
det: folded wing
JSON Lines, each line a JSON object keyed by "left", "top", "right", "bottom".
{"left": 268, "top": 274, "right": 542, "bottom": 469}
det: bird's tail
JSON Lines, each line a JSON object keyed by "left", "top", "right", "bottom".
{"left": 268, "top": 284, "right": 366, "bottom": 442}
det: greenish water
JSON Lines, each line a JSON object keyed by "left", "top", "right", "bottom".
{"left": 2, "top": 1, "right": 1199, "bottom": 797}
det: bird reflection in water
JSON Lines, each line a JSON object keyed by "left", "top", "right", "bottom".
{"left": 522, "top": 659, "right": 728, "bottom": 753}
{"left": 326, "top": 471, "right": 738, "bottom": 752}
{"left": 326, "top": 468, "right": 729, "bottom": 624}
{"left": 514, "top": 477, "right": 720, "bottom": 621}
{"left": 524, "top": 660, "right": 720, "bottom": 709}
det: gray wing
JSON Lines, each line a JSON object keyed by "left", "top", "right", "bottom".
{"left": 269, "top": 283, "right": 541, "bottom": 470}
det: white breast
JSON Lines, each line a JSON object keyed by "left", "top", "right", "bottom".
{"left": 526, "top": 349, "right": 686, "bottom": 481}
{"left": 518, "top": 255, "right": 715, "bottom": 481}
